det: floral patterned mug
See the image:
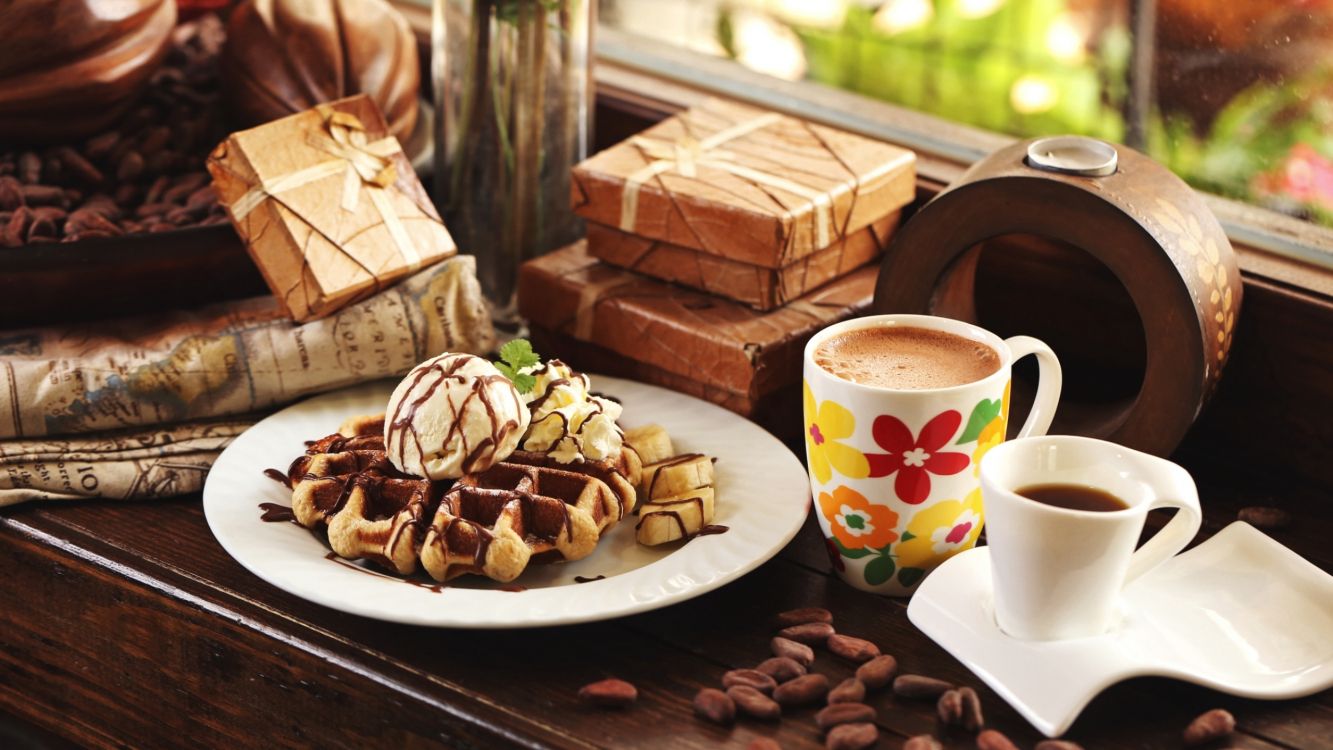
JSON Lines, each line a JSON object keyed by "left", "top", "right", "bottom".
{"left": 803, "top": 314, "right": 1062, "bottom": 596}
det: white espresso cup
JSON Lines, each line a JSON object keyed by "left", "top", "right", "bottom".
{"left": 979, "top": 435, "right": 1203, "bottom": 640}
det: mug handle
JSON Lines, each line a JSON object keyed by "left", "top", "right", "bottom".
{"left": 1002, "top": 336, "right": 1063, "bottom": 438}
{"left": 1124, "top": 458, "right": 1203, "bottom": 584}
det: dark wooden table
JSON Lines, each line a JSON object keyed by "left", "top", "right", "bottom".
{"left": 1, "top": 444, "right": 1330, "bottom": 750}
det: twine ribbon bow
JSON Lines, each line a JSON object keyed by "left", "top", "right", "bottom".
{"left": 620, "top": 112, "right": 833, "bottom": 248}
{"left": 231, "top": 104, "right": 422, "bottom": 269}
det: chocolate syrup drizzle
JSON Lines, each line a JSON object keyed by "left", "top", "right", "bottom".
{"left": 263, "top": 468, "right": 292, "bottom": 488}
{"left": 258, "top": 502, "right": 297, "bottom": 523}
{"left": 573, "top": 575, "right": 606, "bottom": 584}
{"left": 524, "top": 363, "right": 626, "bottom": 459}
{"left": 322, "top": 552, "right": 445, "bottom": 593}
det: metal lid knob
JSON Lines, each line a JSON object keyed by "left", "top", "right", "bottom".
{"left": 1026, "top": 136, "right": 1118, "bottom": 177}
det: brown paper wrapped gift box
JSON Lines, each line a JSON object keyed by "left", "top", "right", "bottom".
{"left": 208, "top": 94, "right": 456, "bottom": 322}
{"left": 586, "top": 213, "right": 897, "bottom": 311}
{"left": 517, "top": 240, "right": 876, "bottom": 432}
{"left": 572, "top": 97, "right": 915, "bottom": 269}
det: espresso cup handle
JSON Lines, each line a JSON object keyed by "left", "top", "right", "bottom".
{"left": 1002, "top": 336, "right": 1063, "bottom": 439}
{"left": 1124, "top": 459, "right": 1203, "bottom": 585}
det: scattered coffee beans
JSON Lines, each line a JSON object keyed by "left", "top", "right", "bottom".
{"left": 0, "top": 18, "right": 228, "bottom": 247}
{"left": 747, "top": 739, "right": 782, "bottom": 750}
{"left": 827, "top": 634, "right": 880, "bottom": 663}
{"left": 1034, "top": 741, "right": 1085, "bottom": 750}
{"left": 755, "top": 656, "right": 807, "bottom": 682}
{"left": 828, "top": 678, "right": 866, "bottom": 705}
{"left": 903, "top": 736, "right": 943, "bottom": 750}
{"left": 775, "top": 607, "right": 834, "bottom": 628}
{"left": 724, "top": 669, "right": 778, "bottom": 694}
{"left": 693, "top": 688, "right": 736, "bottom": 726}
{"left": 825, "top": 722, "right": 878, "bottom": 750}
{"left": 958, "top": 686, "right": 984, "bottom": 731}
{"left": 976, "top": 729, "right": 1020, "bottom": 750}
{"left": 773, "top": 673, "right": 830, "bottom": 707}
{"left": 777, "top": 622, "right": 836, "bottom": 645}
{"left": 727, "top": 685, "right": 782, "bottom": 721}
{"left": 1238, "top": 506, "right": 1291, "bottom": 530}
{"left": 815, "top": 702, "right": 876, "bottom": 732}
{"left": 771, "top": 636, "right": 815, "bottom": 666}
{"left": 893, "top": 674, "right": 953, "bottom": 700}
{"left": 577, "top": 678, "right": 637, "bottom": 708}
{"left": 937, "top": 689, "right": 964, "bottom": 726}
{"left": 855, "top": 654, "right": 898, "bottom": 689}
{"left": 1183, "top": 708, "right": 1235, "bottom": 746}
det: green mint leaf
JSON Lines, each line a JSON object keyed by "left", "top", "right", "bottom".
{"left": 511, "top": 373, "right": 536, "bottom": 394}
{"left": 499, "top": 338, "right": 541, "bottom": 371}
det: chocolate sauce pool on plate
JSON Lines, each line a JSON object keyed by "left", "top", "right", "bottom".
{"left": 574, "top": 575, "right": 606, "bottom": 583}
{"left": 258, "top": 502, "right": 297, "bottom": 523}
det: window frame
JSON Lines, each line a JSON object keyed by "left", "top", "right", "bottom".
{"left": 396, "top": 2, "right": 1333, "bottom": 297}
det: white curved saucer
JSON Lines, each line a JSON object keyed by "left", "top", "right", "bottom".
{"left": 203, "top": 376, "right": 810, "bottom": 628}
{"left": 907, "top": 522, "right": 1333, "bottom": 737}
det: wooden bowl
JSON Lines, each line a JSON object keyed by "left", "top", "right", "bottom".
{"left": 0, "top": 0, "right": 175, "bottom": 143}
{"left": 873, "top": 138, "right": 1242, "bottom": 456}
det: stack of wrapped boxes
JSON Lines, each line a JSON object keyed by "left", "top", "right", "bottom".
{"left": 518, "top": 99, "right": 915, "bottom": 437}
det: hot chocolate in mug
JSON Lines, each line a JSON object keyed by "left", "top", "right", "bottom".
{"left": 803, "top": 314, "right": 1062, "bottom": 596}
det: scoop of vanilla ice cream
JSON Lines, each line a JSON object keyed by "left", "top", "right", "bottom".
{"left": 521, "top": 360, "right": 624, "bottom": 463}
{"left": 384, "top": 353, "right": 531, "bottom": 479}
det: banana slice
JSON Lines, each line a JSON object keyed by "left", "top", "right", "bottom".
{"left": 624, "top": 424, "right": 675, "bottom": 465}
{"left": 642, "top": 453, "right": 713, "bottom": 500}
{"left": 635, "top": 487, "right": 716, "bottom": 546}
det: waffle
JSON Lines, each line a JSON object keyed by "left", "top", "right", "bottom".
{"left": 288, "top": 414, "right": 444, "bottom": 575}
{"left": 287, "top": 414, "right": 638, "bottom": 582}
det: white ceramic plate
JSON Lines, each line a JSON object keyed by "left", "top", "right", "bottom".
{"left": 908, "top": 522, "right": 1333, "bottom": 737}
{"left": 203, "top": 376, "right": 810, "bottom": 628}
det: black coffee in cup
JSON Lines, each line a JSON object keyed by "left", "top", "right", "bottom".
{"left": 1015, "top": 483, "right": 1129, "bottom": 512}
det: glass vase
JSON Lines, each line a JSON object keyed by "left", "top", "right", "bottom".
{"left": 432, "top": 0, "right": 593, "bottom": 321}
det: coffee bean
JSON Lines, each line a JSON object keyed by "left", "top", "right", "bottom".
{"left": 815, "top": 702, "right": 876, "bottom": 732}
{"left": 856, "top": 654, "right": 898, "bottom": 689}
{"left": 53, "top": 147, "right": 103, "bottom": 185}
{"left": 144, "top": 175, "right": 172, "bottom": 205}
{"left": 186, "top": 185, "right": 216, "bottom": 209}
{"left": 937, "top": 689, "right": 963, "bottom": 725}
{"left": 727, "top": 685, "right": 781, "bottom": 721}
{"left": 893, "top": 674, "right": 953, "bottom": 700}
{"left": 778, "top": 622, "right": 835, "bottom": 645}
{"left": 67, "top": 210, "right": 121, "bottom": 236}
{"left": 18, "top": 152, "right": 41, "bottom": 184}
{"left": 755, "top": 657, "right": 806, "bottom": 683}
{"left": 825, "top": 722, "right": 877, "bottom": 750}
{"left": 138, "top": 126, "right": 173, "bottom": 157}
{"left": 577, "top": 678, "right": 636, "bottom": 708}
{"left": 163, "top": 172, "right": 209, "bottom": 203}
{"left": 775, "top": 607, "right": 833, "bottom": 629}
{"left": 84, "top": 131, "right": 120, "bottom": 161}
{"left": 42, "top": 156, "right": 63, "bottom": 183}
{"left": 904, "top": 736, "right": 943, "bottom": 750}
{"left": 771, "top": 637, "right": 815, "bottom": 666}
{"left": 772, "top": 673, "right": 829, "bottom": 707}
{"left": 1238, "top": 506, "right": 1291, "bottom": 530}
{"left": 1034, "top": 741, "right": 1085, "bottom": 750}
{"left": 0, "top": 177, "right": 22, "bottom": 210}
{"left": 828, "top": 678, "right": 865, "bottom": 705}
{"left": 976, "top": 729, "right": 1019, "bottom": 750}
{"left": 136, "top": 202, "right": 175, "bottom": 219}
{"left": 20, "top": 185, "right": 64, "bottom": 207}
{"left": 1183, "top": 708, "right": 1235, "bottom": 746}
{"left": 113, "top": 184, "right": 139, "bottom": 207}
{"left": 958, "top": 687, "right": 983, "bottom": 731}
{"left": 27, "top": 215, "right": 57, "bottom": 241}
{"left": 723, "top": 669, "right": 777, "bottom": 694}
{"left": 828, "top": 634, "right": 880, "bottom": 663}
{"left": 7, "top": 206, "right": 33, "bottom": 241}
{"left": 147, "top": 222, "right": 177, "bottom": 233}
{"left": 693, "top": 688, "right": 735, "bottom": 726}
{"left": 746, "top": 739, "right": 781, "bottom": 750}
{"left": 117, "top": 151, "right": 145, "bottom": 182}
